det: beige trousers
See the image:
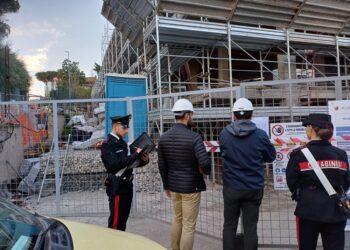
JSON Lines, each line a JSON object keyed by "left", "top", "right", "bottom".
{"left": 171, "top": 192, "right": 201, "bottom": 250}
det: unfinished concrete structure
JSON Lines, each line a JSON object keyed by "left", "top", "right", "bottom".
{"left": 97, "top": 2, "right": 350, "bottom": 244}
{"left": 100, "top": 3, "right": 349, "bottom": 88}
{"left": 97, "top": 0, "right": 350, "bottom": 142}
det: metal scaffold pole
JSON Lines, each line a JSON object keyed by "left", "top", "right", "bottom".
{"left": 227, "top": 22, "right": 233, "bottom": 109}
{"left": 156, "top": 14, "right": 163, "bottom": 134}
{"left": 286, "top": 30, "right": 293, "bottom": 121}
{"left": 53, "top": 102, "right": 61, "bottom": 215}
{"left": 336, "top": 36, "right": 341, "bottom": 77}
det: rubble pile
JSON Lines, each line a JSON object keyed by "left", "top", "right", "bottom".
{"left": 17, "top": 158, "right": 41, "bottom": 194}
{"left": 135, "top": 152, "right": 161, "bottom": 193}
{"left": 35, "top": 149, "right": 161, "bottom": 194}
{"left": 40, "top": 149, "right": 104, "bottom": 175}
{"left": 37, "top": 149, "right": 105, "bottom": 192}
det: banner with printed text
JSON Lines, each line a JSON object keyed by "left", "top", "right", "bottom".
{"left": 329, "top": 100, "right": 350, "bottom": 159}
{"left": 270, "top": 122, "right": 308, "bottom": 189}
{"left": 328, "top": 100, "right": 350, "bottom": 231}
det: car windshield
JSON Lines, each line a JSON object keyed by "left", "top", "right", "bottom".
{"left": 0, "top": 197, "right": 47, "bottom": 250}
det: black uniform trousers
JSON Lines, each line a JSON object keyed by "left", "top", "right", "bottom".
{"left": 297, "top": 217, "right": 346, "bottom": 250}
{"left": 223, "top": 186, "right": 264, "bottom": 250}
{"left": 108, "top": 181, "right": 133, "bottom": 231}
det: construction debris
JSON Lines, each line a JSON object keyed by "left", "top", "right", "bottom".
{"left": 67, "top": 115, "right": 87, "bottom": 126}
{"left": 17, "top": 162, "right": 41, "bottom": 194}
{"left": 72, "top": 129, "right": 104, "bottom": 150}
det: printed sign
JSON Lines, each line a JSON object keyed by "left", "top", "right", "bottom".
{"left": 328, "top": 100, "right": 350, "bottom": 231}
{"left": 252, "top": 117, "right": 269, "bottom": 135}
{"left": 329, "top": 100, "right": 350, "bottom": 155}
{"left": 270, "top": 122, "right": 308, "bottom": 190}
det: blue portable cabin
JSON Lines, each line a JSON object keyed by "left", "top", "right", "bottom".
{"left": 105, "top": 74, "right": 147, "bottom": 140}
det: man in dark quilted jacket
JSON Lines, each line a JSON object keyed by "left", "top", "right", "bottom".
{"left": 158, "top": 98, "right": 211, "bottom": 250}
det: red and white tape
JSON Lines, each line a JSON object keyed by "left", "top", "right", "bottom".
{"left": 204, "top": 141, "right": 220, "bottom": 152}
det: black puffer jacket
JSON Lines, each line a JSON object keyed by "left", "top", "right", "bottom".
{"left": 158, "top": 123, "right": 211, "bottom": 193}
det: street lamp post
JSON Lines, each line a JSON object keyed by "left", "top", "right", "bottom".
{"left": 65, "top": 51, "right": 71, "bottom": 99}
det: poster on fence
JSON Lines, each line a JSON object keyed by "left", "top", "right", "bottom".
{"left": 252, "top": 117, "right": 269, "bottom": 135}
{"left": 328, "top": 100, "right": 350, "bottom": 231}
{"left": 270, "top": 122, "right": 308, "bottom": 190}
{"left": 329, "top": 100, "right": 350, "bottom": 158}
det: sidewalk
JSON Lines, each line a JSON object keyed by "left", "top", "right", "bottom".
{"left": 128, "top": 216, "right": 222, "bottom": 250}
{"left": 67, "top": 215, "right": 304, "bottom": 250}
{"left": 68, "top": 215, "right": 222, "bottom": 250}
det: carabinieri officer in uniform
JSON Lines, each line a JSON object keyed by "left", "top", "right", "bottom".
{"left": 101, "top": 114, "right": 149, "bottom": 231}
{"left": 286, "top": 113, "right": 350, "bottom": 250}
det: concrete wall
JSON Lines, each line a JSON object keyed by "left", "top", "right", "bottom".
{"left": 0, "top": 125, "right": 24, "bottom": 183}
{"left": 47, "top": 114, "right": 65, "bottom": 142}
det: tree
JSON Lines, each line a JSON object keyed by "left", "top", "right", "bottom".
{"left": 57, "top": 59, "right": 86, "bottom": 98}
{"left": 49, "top": 85, "right": 68, "bottom": 100}
{"left": 0, "top": 1, "right": 30, "bottom": 100}
{"left": 35, "top": 71, "right": 58, "bottom": 83}
{"left": 0, "top": 45, "right": 31, "bottom": 99}
{"left": 93, "top": 62, "right": 101, "bottom": 75}
{"left": 0, "top": 0, "right": 20, "bottom": 41}
{"left": 37, "top": 59, "right": 87, "bottom": 99}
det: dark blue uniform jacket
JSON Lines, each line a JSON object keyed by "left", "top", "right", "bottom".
{"left": 101, "top": 133, "right": 137, "bottom": 179}
{"left": 286, "top": 140, "right": 350, "bottom": 223}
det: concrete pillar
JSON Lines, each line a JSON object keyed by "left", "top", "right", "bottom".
{"left": 218, "top": 48, "right": 230, "bottom": 84}
{"left": 277, "top": 54, "right": 296, "bottom": 80}
{"left": 277, "top": 54, "right": 297, "bottom": 106}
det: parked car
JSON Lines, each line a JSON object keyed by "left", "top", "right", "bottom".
{"left": 0, "top": 197, "right": 165, "bottom": 250}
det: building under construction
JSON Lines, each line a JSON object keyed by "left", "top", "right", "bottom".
{"left": 97, "top": 0, "right": 350, "bottom": 187}
{"left": 97, "top": 0, "right": 350, "bottom": 208}
{"left": 97, "top": 0, "right": 350, "bottom": 115}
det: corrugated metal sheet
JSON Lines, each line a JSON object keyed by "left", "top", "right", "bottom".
{"left": 158, "top": 0, "right": 350, "bottom": 36}
{"left": 145, "top": 17, "right": 350, "bottom": 52}
{"left": 101, "top": 0, "right": 154, "bottom": 47}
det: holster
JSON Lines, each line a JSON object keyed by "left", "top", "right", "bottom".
{"left": 104, "top": 174, "right": 122, "bottom": 197}
{"left": 336, "top": 193, "right": 350, "bottom": 216}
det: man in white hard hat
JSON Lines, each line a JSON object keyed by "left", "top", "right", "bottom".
{"left": 220, "top": 98, "right": 276, "bottom": 250}
{"left": 158, "top": 98, "right": 211, "bottom": 250}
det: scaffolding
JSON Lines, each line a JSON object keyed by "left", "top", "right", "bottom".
{"left": 98, "top": 0, "right": 350, "bottom": 144}
{"left": 98, "top": 1, "right": 350, "bottom": 240}
{"left": 100, "top": 1, "right": 350, "bottom": 92}
{"left": 99, "top": 0, "right": 350, "bottom": 183}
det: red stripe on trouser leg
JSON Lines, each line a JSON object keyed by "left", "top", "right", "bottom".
{"left": 113, "top": 195, "right": 120, "bottom": 229}
{"left": 296, "top": 216, "right": 300, "bottom": 247}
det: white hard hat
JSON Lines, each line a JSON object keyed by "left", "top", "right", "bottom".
{"left": 232, "top": 98, "right": 254, "bottom": 112}
{"left": 172, "top": 99, "right": 194, "bottom": 113}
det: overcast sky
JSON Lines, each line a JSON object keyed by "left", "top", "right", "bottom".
{"left": 5, "top": 0, "right": 108, "bottom": 96}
